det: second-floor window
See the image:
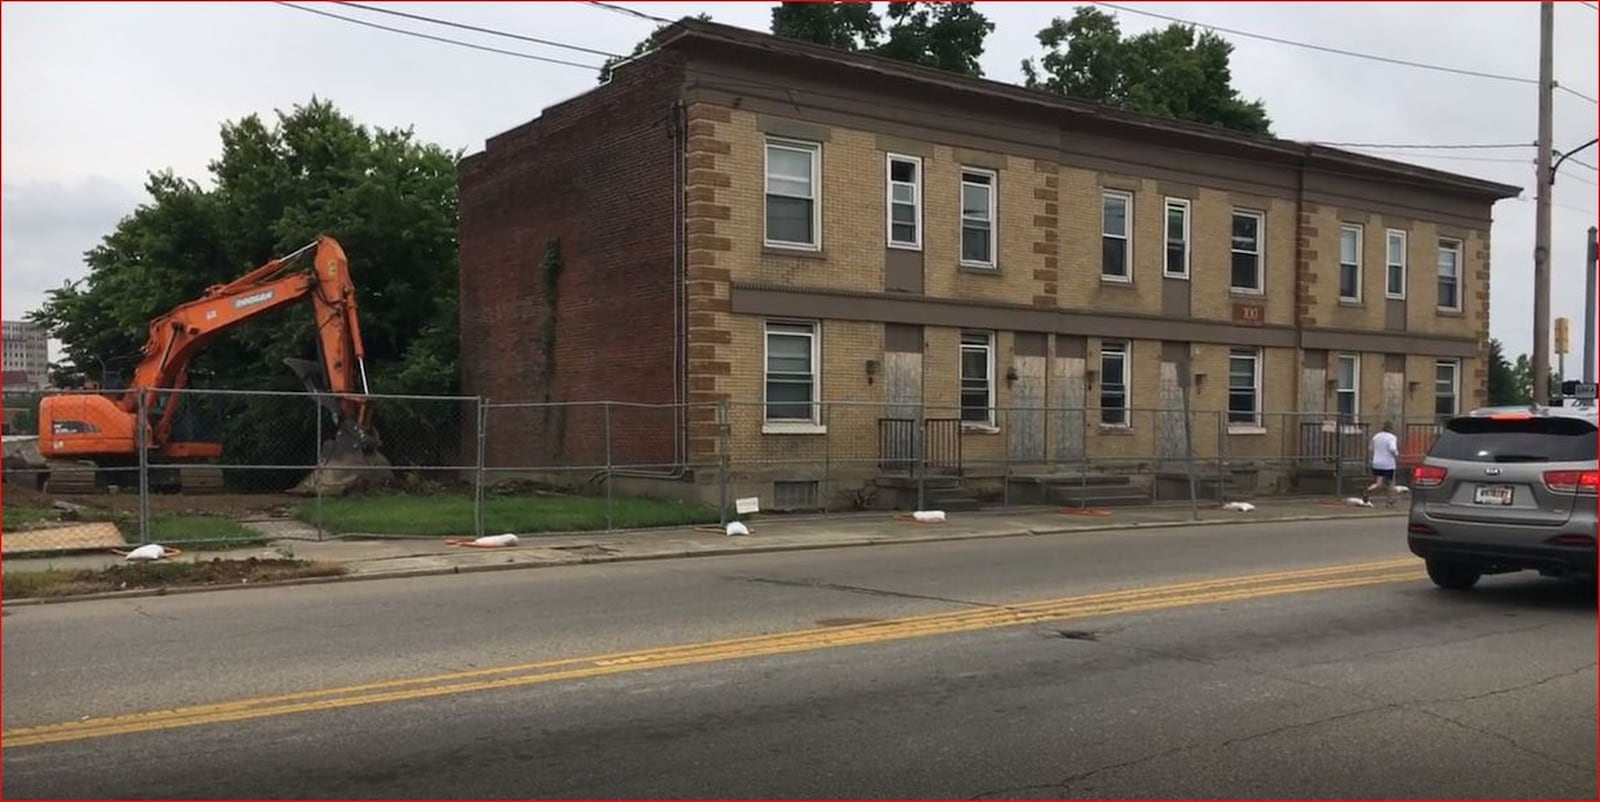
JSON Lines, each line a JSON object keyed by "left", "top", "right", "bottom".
{"left": 1164, "top": 198, "right": 1190, "bottom": 279}
{"left": 1102, "top": 190, "right": 1132, "bottom": 281}
{"left": 959, "top": 330, "right": 995, "bottom": 425}
{"left": 765, "top": 139, "right": 821, "bottom": 250}
{"left": 887, "top": 154, "right": 922, "bottom": 250}
{"left": 960, "top": 169, "right": 996, "bottom": 268}
{"left": 1437, "top": 238, "right": 1462, "bottom": 311}
{"left": 1386, "top": 229, "right": 1407, "bottom": 299}
{"left": 1339, "top": 224, "right": 1362, "bottom": 302}
{"left": 1100, "top": 340, "right": 1129, "bottom": 426}
{"left": 1335, "top": 353, "right": 1359, "bottom": 419}
{"left": 1434, "top": 359, "right": 1459, "bottom": 416}
{"left": 1230, "top": 210, "right": 1264, "bottom": 293}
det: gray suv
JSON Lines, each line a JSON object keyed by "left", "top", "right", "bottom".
{"left": 1406, "top": 403, "right": 1598, "bottom": 590}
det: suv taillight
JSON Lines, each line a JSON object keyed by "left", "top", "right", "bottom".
{"left": 1542, "top": 470, "right": 1600, "bottom": 495}
{"left": 1413, "top": 465, "right": 1448, "bottom": 488}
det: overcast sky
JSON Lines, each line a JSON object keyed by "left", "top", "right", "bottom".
{"left": 3, "top": 1, "right": 1596, "bottom": 365}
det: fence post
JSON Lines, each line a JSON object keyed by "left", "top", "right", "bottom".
{"left": 1333, "top": 413, "right": 1346, "bottom": 498}
{"left": 136, "top": 391, "right": 150, "bottom": 545}
{"left": 474, "top": 398, "right": 487, "bottom": 539}
{"left": 1180, "top": 382, "right": 1200, "bottom": 519}
{"left": 314, "top": 393, "right": 325, "bottom": 541}
{"left": 914, "top": 401, "right": 927, "bottom": 511}
{"left": 821, "top": 401, "right": 831, "bottom": 518}
{"left": 718, "top": 400, "right": 730, "bottom": 527}
{"left": 1002, "top": 406, "right": 1012, "bottom": 508}
{"left": 603, "top": 401, "right": 614, "bottom": 533}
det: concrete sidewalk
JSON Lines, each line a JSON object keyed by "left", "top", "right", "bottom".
{"left": 1, "top": 498, "right": 1407, "bottom": 597}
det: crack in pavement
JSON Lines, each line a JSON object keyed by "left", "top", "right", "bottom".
{"left": 1423, "top": 661, "right": 1597, "bottom": 706}
{"left": 739, "top": 576, "right": 997, "bottom": 609}
{"left": 1413, "top": 707, "right": 1591, "bottom": 773}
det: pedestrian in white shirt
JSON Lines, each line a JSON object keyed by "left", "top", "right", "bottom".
{"left": 1365, "top": 421, "right": 1400, "bottom": 507}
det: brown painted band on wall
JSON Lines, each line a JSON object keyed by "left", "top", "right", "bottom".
{"left": 1300, "top": 328, "right": 1476, "bottom": 359}
{"left": 877, "top": 134, "right": 934, "bottom": 158}
{"left": 954, "top": 148, "right": 1008, "bottom": 171}
{"left": 731, "top": 284, "right": 1479, "bottom": 358}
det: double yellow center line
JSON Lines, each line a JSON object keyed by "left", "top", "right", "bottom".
{"left": 3, "top": 557, "right": 1420, "bottom": 748}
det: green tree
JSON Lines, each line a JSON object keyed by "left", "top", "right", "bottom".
{"left": 771, "top": 1, "right": 883, "bottom": 51}
{"left": 1020, "top": 6, "right": 1272, "bottom": 135}
{"left": 598, "top": 12, "right": 713, "bottom": 84}
{"left": 770, "top": 1, "right": 994, "bottom": 77}
{"left": 27, "top": 98, "right": 462, "bottom": 481}
{"left": 1486, "top": 338, "right": 1520, "bottom": 405}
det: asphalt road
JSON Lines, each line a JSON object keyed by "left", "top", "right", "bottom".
{"left": 3, "top": 518, "right": 1594, "bottom": 799}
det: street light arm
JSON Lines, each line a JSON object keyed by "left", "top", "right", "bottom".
{"left": 1552, "top": 137, "right": 1598, "bottom": 185}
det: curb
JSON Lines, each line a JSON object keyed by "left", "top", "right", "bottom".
{"left": 0, "top": 508, "right": 1407, "bottom": 608}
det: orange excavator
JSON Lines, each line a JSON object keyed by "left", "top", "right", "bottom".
{"left": 36, "top": 235, "right": 391, "bottom": 495}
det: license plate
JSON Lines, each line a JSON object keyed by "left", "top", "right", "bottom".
{"left": 1474, "top": 484, "right": 1514, "bottom": 506}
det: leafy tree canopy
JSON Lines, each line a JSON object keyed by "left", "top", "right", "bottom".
{"left": 772, "top": 1, "right": 995, "bottom": 77}
{"left": 1020, "top": 6, "right": 1272, "bottom": 135}
{"left": 29, "top": 97, "right": 461, "bottom": 397}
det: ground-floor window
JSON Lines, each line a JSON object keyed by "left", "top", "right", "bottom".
{"left": 1228, "top": 347, "right": 1262, "bottom": 426}
{"left": 1434, "top": 359, "right": 1459, "bottom": 417}
{"left": 764, "top": 320, "right": 818, "bottom": 422}
{"left": 1335, "top": 353, "right": 1359, "bottom": 419}
{"left": 959, "top": 330, "right": 994, "bottom": 426}
{"left": 1099, "top": 340, "right": 1129, "bottom": 426}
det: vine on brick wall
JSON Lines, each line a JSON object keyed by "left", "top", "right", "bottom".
{"left": 539, "top": 237, "right": 567, "bottom": 457}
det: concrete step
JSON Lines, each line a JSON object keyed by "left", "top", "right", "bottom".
{"left": 1048, "top": 485, "right": 1152, "bottom": 508}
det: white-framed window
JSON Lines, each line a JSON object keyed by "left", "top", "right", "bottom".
{"left": 1101, "top": 190, "right": 1132, "bottom": 281}
{"left": 1436, "top": 237, "right": 1462, "bottom": 311}
{"left": 886, "top": 153, "right": 922, "bottom": 250}
{"left": 1230, "top": 209, "right": 1264, "bottom": 293}
{"left": 1434, "top": 359, "right": 1459, "bottom": 417}
{"left": 959, "top": 330, "right": 995, "bottom": 426}
{"left": 1338, "top": 224, "right": 1363, "bottom": 302}
{"left": 1385, "top": 229, "right": 1407, "bottom": 299}
{"left": 960, "top": 168, "right": 996, "bottom": 268}
{"left": 1099, "top": 340, "right": 1130, "bottom": 426}
{"left": 1335, "top": 352, "right": 1360, "bottom": 419}
{"left": 764, "top": 138, "right": 821, "bottom": 250}
{"left": 763, "top": 320, "right": 819, "bottom": 422}
{"left": 1227, "top": 347, "right": 1262, "bottom": 427}
{"left": 1164, "top": 197, "right": 1190, "bottom": 279}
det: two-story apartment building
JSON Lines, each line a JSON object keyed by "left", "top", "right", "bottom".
{"left": 458, "top": 18, "right": 1520, "bottom": 509}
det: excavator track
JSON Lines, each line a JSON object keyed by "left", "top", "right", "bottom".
{"left": 41, "top": 461, "right": 227, "bottom": 495}
{"left": 173, "top": 466, "right": 226, "bottom": 495}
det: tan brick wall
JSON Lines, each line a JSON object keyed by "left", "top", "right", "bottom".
{"left": 1188, "top": 189, "right": 1298, "bottom": 327}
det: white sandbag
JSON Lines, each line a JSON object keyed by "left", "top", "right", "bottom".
{"left": 1221, "top": 501, "right": 1256, "bottom": 512}
{"left": 473, "top": 534, "right": 519, "bottom": 547}
{"left": 125, "top": 543, "right": 167, "bottom": 561}
{"left": 1343, "top": 497, "right": 1374, "bottom": 508}
{"left": 1394, "top": 485, "right": 1412, "bottom": 495}
{"left": 912, "top": 510, "right": 947, "bottom": 523}
{"left": 725, "top": 521, "right": 750, "bottom": 537}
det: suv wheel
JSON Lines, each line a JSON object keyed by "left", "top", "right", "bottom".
{"left": 1426, "top": 559, "right": 1482, "bottom": 591}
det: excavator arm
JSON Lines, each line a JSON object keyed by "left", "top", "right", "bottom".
{"left": 123, "top": 236, "right": 375, "bottom": 449}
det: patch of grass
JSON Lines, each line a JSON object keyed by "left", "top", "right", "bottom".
{"left": 296, "top": 494, "right": 720, "bottom": 536}
{"left": 116, "top": 514, "right": 267, "bottom": 551}
{"left": 2, "top": 558, "right": 346, "bottom": 599}
{"left": 2, "top": 504, "right": 55, "bottom": 531}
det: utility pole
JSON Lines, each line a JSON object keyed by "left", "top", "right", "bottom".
{"left": 1586, "top": 226, "right": 1597, "bottom": 385}
{"left": 1532, "top": 0, "right": 1554, "bottom": 405}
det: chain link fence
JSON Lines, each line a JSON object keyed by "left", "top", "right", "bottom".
{"left": 2, "top": 388, "right": 1449, "bottom": 553}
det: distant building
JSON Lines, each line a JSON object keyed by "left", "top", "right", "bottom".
{"left": 3, "top": 320, "right": 49, "bottom": 390}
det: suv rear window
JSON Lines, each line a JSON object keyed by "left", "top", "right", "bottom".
{"left": 1429, "top": 416, "right": 1599, "bottom": 463}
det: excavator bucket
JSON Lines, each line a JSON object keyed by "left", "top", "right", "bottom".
{"left": 284, "top": 358, "right": 393, "bottom": 497}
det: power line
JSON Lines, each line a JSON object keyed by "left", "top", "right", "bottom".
{"left": 277, "top": 2, "right": 604, "bottom": 71}
{"left": 587, "top": 1, "right": 672, "bottom": 25}
{"left": 1557, "top": 85, "right": 1599, "bottom": 105}
{"left": 1580, "top": 1, "right": 1598, "bottom": 11}
{"left": 338, "top": 2, "right": 621, "bottom": 59}
{"left": 1094, "top": 2, "right": 1538, "bottom": 86}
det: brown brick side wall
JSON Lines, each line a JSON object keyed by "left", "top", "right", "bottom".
{"left": 458, "top": 56, "right": 686, "bottom": 469}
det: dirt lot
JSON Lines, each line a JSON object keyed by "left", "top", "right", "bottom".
{"left": 3, "top": 483, "right": 301, "bottom": 520}
{"left": 3, "top": 557, "right": 347, "bottom": 599}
